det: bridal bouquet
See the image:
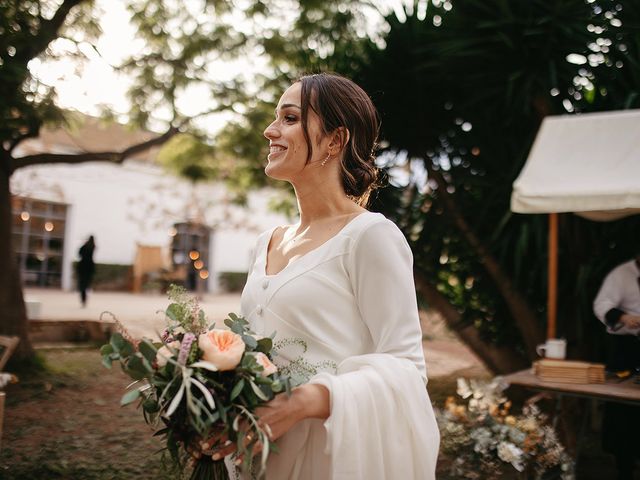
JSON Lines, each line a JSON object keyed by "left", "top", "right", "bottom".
{"left": 101, "top": 286, "right": 291, "bottom": 479}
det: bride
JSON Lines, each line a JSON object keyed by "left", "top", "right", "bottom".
{"left": 213, "top": 72, "right": 440, "bottom": 479}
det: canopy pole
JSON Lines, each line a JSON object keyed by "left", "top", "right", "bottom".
{"left": 547, "top": 213, "right": 558, "bottom": 339}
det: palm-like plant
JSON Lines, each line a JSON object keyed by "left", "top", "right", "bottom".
{"left": 350, "top": 0, "right": 640, "bottom": 368}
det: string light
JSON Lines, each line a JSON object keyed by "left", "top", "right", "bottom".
{"left": 199, "top": 270, "right": 209, "bottom": 279}
{"left": 189, "top": 250, "right": 200, "bottom": 260}
{"left": 20, "top": 211, "right": 30, "bottom": 221}
{"left": 44, "top": 221, "right": 54, "bottom": 232}
{"left": 194, "top": 260, "right": 204, "bottom": 270}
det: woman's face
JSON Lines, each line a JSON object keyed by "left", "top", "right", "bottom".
{"left": 263, "top": 82, "right": 327, "bottom": 181}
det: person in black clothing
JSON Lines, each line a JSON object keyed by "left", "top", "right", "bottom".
{"left": 77, "top": 236, "right": 96, "bottom": 307}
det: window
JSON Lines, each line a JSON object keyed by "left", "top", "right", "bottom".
{"left": 171, "top": 222, "right": 211, "bottom": 291}
{"left": 12, "top": 196, "right": 68, "bottom": 287}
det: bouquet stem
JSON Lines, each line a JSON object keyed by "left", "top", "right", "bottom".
{"left": 190, "top": 456, "right": 229, "bottom": 480}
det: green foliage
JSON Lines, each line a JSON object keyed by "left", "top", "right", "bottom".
{"left": 165, "top": 284, "right": 207, "bottom": 333}
{"left": 157, "top": 134, "right": 218, "bottom": 182}
{"left": 0, "top": 0, "right": 100, "bottom": 148}
{"left": 217, "top": 271, "right": 248, "bottom": 292}
{"left": 348, "top": 0, "right": 640, "bottom": 355}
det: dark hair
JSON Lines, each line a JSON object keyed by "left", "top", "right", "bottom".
{"left": 298, "top": 72, "right": 381, "bottom": 207}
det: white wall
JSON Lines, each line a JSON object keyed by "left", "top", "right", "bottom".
{"left": 11, "top": 159, "right": 289, "bottom": 292}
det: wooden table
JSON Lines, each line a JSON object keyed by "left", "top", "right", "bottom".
{"left": 504, "top": 368, "right": 640, "bottom": 406}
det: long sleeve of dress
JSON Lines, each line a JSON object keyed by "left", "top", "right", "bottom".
{"left": 310, "top": 219, "right": 440, "bottom": 480}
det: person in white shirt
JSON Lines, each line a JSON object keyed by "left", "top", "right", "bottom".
{"left": 594, "top": 255, "right": 640, "bottom": 335}
{"left": 593, "top": 253, "right": 640, "bottom": 480}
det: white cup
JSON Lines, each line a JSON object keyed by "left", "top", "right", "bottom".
{"left": 536, "top": 338, "right": 567, "bottom": 359}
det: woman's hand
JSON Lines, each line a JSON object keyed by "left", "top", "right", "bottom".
{"left": 209, "top": 383, "right": 330, "bottom": 461}
{"left": 621, "top": 313, "right": 640, "bottom": 329}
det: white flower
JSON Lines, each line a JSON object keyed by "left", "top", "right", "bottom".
{"left": 497, "top": 441, "right": 525, "bottom": 472}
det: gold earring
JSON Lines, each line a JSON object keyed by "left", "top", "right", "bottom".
{"left": 321, "top": 153, "right": 330, "bottom": 166}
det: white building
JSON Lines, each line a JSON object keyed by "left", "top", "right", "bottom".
{"left": 10, "top": 117, "right": 289, "bottom": 293}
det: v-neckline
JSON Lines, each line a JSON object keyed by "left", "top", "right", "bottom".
{"left": 263, "top": 211, "right": 373, "bottom": 278}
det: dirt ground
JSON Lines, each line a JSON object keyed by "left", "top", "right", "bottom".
{"left": 1, "top": 348, "right": 180, "bottom": 479}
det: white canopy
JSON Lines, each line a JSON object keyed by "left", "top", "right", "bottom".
{"left": 511, "top": 109, "right": 640, "bottom": 221}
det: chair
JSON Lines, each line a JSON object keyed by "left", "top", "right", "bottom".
{"left": 0, "top": 336, "right": 19, "bottom": 371}
{"left": 0, "top": 335, "right": 19, "bottom": 452}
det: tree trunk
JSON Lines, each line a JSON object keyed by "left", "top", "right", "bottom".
{"left": 414, "top": 267, "right": 528, "bottom": 374}
{"left": 425, "top": 166, "right": 545, "bottom": 359}
{"left": 0, "top": 165, "right": 33, "bottom": 360}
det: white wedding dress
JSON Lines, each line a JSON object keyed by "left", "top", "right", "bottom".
{"left": 237, "top": 211, "right": 440, "bottom": 480}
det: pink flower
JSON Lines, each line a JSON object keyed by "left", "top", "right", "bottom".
{"left": 255, "top": 352, "right": 277, "bottom": 376}
{"left": 156, "top": 341, "right": 180, "bottom": 368}
{"left": 198, "top": 329, "right": 245, "bottom": 371}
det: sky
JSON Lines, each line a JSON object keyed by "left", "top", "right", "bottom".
{"left": 27, "top": 0, "right": 422, "bottom": 135}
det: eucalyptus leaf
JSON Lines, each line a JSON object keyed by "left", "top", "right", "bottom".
{"left": 165, "top": 303, "right": 181, "bottom": 322}
{"left": 101, "top": 356, "right": 113, "bottom": 369}
{"left": 139, "top": 340, "right": 157, "bottom": 364}
{"left": 100, "top": 344, "right": 114, "bottom": 356}
{"left": 255, "top": 337, "right": 272, "bottom": 353}
{"left": 242, "top": 334, "right": 258, "bottom": 349}
{"left": 121, "top": 389, "right": 141, "bottom": 406}
{"left": 249, "top": 380, "right": 268, "bottom": 401}
{"left": 230, "top": 378, "right": 245, "bottom": 401}
{"left": 110, "top": 332, "right": 126, "bottom": 351}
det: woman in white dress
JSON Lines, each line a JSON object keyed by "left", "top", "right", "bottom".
{"left": 214, "top": 72, "right": 439, "bottom": 479}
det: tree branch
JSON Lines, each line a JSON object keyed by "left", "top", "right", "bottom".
{"left": 10, "top": 126, "right": 179, "bottom": 173}
{"left": 9, "top": 0, "right": 86, "bottom": 71}
{"left": 424, "top": 162, "right": 544, "bottom": 359}
{"left": 413, "top": 267, "right": 528, "bottom": 374}
{"left": 8, "top": 126, "right": 41, "bottom": 154}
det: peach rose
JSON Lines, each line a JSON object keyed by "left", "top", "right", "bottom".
{"left": 198, "top": 329, "right": 245, "bottom": 371}
{"left": 156, "top": 341, "right": 180, "bottom": 368}
{"left": 254, "top": 352, "right": 277, "bottom": 376}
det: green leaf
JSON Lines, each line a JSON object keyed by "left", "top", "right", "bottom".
{"left": 271, "top": 380, "right": 283, "bottom": 393}
{"left": 229, "top": 322, "right": 244, "bottom": 334}
{"left": 153, "top": 427, "right": 170, "bottom": 437}
{"left": 110, "top": 332, "right": 126, "bottom": 351}
{"left": 165, "top": 303, "right": 181, "bottom": 322}
{"left": 121, "top": 389, "right": 141, "bottom": 406}
{"left": 242, "top": 334, "right": 258, "bottom": 350}
{"left": 230, "top": 378, "right": 245, "bottom": 401}
{"left": 249, "top": 380, "right": 268, "bottom": 401}
{"left": 120, "top": 340, "right": 135, "bottom": 358}
{"left": 255, "top": 337, "right": 272, "bottom": 354}
{"left": 127, "top": 355, "right": 151, "bottom": 378}
{"left": 143, "top": 398, "right": 160, "bottom": 413}
{"left": 100, "top": 344, "right": 114, "bottom": 356}
{"left": 101, "top": 355, "right": 113, "bottom": 369}
{"left": 139, "top": 340, "right": 157, "bottom": 364}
